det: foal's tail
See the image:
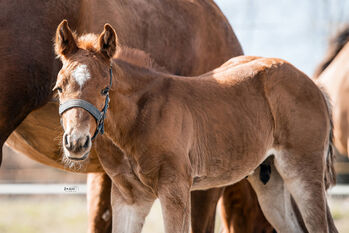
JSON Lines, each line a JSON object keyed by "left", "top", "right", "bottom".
{"left": 325, "top": 119, "right": 336, "bottom": 189}
{"left": 318, "top": 86, "right": 336, "bottom": 189}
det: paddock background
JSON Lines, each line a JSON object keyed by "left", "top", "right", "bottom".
{"left": 216, "top": 0, "right": 349, "bottom": 76}
{"left": 1, "top": 0, "right": 349, "bottom": 232}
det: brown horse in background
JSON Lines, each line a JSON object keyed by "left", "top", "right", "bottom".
{"left": 1, "top": 1, "right": 272, "bottom": 233}
{"left": 315, "top": 26, "right": 349, "bottom": 158}
{"left": 54, "top": 22, "right": 337, "bottom": 233}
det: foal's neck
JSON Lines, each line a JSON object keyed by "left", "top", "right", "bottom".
{"left": 105, "top": 59, "right": 167, "bottom": 149}
{"left": 112, "top": 59, "right": 161, "bottom": 94}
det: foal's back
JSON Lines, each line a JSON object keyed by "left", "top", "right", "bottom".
{"left": 153, "top": 56, "right": 331, "bottom": 184}
{"left": 178, "top": 56, "right": 330, "bottom": 148}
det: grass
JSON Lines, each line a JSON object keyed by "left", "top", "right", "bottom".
{"left": 0, "top": 195, "right": 347, "bottom": 233}
{"left": 328, "top": 196, "right": 349, "bottom": 232}
{"left": 0, "top": 196, "right": 87, "bottom": 233}
{"left": 0, "top": 196, "right": 166, "bottom": 233}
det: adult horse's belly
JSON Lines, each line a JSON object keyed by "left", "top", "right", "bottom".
{"left": 5, "top": 102, "right": 103, "bottom": 172}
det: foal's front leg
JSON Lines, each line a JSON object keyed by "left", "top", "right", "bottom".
{"left": 158, "top": 169, "right": 192, "bottom": 233}
{"left": 111, "top": 184, "right": 155, "bottom": 233}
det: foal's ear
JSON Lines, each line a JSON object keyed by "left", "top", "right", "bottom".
{"left": 98, "top": 24, "right": 118, "bottom": 59}
{"left": 55, "top": 20, "right": 78, "bottom": 58}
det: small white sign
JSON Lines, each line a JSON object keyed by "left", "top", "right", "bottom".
{"left": 63, "top": 185, "right": 79, "bottom": 193}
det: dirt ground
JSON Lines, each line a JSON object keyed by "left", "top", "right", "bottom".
{"left": 0, "top": 195, "right": 347, "bottom": 233}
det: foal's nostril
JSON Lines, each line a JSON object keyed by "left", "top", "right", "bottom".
{"left": 83, "top": 135, "right": 90, "bottom": 149}
{"left": 64, "top": 134, "right": 70, "bottom": 148}
{"left": 64, "top": 134, "right": 68, "bottom": 146}
{"left": 63, "top": 133, "right": 90, "bottom": 154}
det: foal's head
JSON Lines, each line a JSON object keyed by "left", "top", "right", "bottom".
{"left": 54, "top": 20, "right": 117, "bottom": 161}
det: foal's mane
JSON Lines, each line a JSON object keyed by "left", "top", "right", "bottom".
{"left": 114, "top": 48, "right": 167, "bottom": 72}
{"left": 76, "top": 33, "right": 167, "bottom": 72}
{"left": 314, "top": 25, "right": 349, "bottom": 78}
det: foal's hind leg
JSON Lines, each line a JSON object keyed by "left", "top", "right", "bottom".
{"left": 247, "top": 157, "right": 305, "bottom": 233}
{"left": 274, "top": 150, "right": 329, "bottom": 233}
{"left": 326, "top": 202, "right": 338, "bottom": 233}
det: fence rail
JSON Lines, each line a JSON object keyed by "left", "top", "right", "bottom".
{"left": 0, "top": 184, "right": 87, "bottom": 195}
{"left": 0, "top": 184, "right": 348, "bottom": 195}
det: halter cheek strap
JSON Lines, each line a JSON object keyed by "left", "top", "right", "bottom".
{"left": 59, "top": 67, "right": 113, "bottom": 140}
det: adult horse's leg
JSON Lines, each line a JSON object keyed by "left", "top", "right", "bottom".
{"left": 191, "top": 188, "right": 223, "bottom": 233}
{"left": 220, "top": 180, "right": 275, "bottom": 233}
{"left": 87, "top": 173, "right": 112, "bottom": 233}
{"left": 247, "top": 158, "right": 306, "bottom": 232}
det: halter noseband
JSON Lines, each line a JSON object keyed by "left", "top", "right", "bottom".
{"left": 59, "top": 67, "right": 113, "bottom": 140}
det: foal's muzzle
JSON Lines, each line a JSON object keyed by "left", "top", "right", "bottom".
{"left": 63, "top": 133, "right": 91, "bottom": 160}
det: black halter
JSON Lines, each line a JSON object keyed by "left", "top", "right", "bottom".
{"left": 59, "top": 67, "right": 113, "bottom": 140}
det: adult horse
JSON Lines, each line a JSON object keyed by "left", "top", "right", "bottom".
{"left": 53, "top": 22, "right": 337, "bottom": 233}
{"left": 0, "top": 1, "right": 271, "bottom": 232}
{"left": 315, "top": 26, "right": 349, "bottom": 158}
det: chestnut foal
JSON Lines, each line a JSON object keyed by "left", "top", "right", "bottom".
{"left": 54, "top": 23, "right": 337, "bottom": 233}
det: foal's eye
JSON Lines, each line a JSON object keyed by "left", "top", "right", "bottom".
{"left": 53, "top": 87, "right": 63, "bottom": 93}
{"left": 101, "top": 87, "right": 109, "bottom": 96}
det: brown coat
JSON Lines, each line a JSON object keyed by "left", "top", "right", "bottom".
{"left": 5, "top": 0, "right": 242, "bottom": 172}
{"left": 317, "top": 41, "right": 349, "bottom": 157}
{"left": 55, "top": 25, "right": 336, "bottom": 233}
{"left": 1, "top": 1, "right": 273, "bottom": 233}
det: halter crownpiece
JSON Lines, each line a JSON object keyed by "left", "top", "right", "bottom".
{"left": 59, "top": 66, "right": 113, "bottom": 140}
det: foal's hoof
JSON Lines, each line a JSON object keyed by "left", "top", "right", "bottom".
{"left": 259, "top": 163, "right": 271, "bottom": 185}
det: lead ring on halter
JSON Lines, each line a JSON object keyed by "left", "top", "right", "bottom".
{"left": 58, "top": 66, "right": 113, "bottom": 140}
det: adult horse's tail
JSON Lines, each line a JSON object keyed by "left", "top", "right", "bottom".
{"left": 318, "top": 87, "right": 336, "bottom": 189}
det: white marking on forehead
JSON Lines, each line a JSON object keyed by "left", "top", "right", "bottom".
{"left": 72, "top": 64, "right": 91, "bottom": 87}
